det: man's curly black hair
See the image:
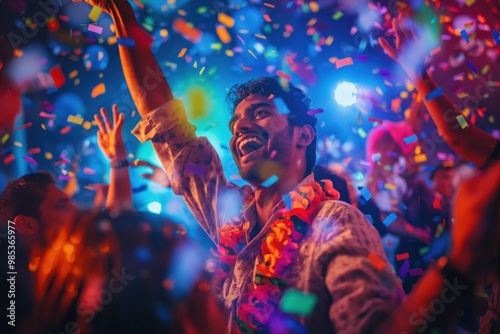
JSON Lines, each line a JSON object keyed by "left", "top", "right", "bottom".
{"left": 226, "top": 76, "right": 317, "bottom": 176}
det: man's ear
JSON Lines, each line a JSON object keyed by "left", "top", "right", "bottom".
{"left": 14, "top": 215, "right": 39, "bottom": 235}
{"left": 297, "top": 124, "right": 315, "bottom": 148}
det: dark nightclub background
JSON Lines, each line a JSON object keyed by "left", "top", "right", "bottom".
{"left": 0, "top": 0, "right": 499, "bottom": 242}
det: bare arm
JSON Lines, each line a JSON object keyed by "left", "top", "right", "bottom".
{"left": 379, "top": 11, "right": 497, "bottom": 167}
{"left": 82, "top": 0, "right": 173, "bottom": 115}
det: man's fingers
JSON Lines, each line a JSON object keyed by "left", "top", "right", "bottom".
{"left": 392, "top": 17, "right": 405, "bottom": 45}
{"left": 94, "top": 114, "right": 106, "bottom": 134}
{"left": 112, "top": 104, "right": 119, "bottom": 126}
{"left": 378, "top": 37, "right": 396, "bottom": 59}
{"left": 100, "top": 107, "right": 113, "bottom": 132}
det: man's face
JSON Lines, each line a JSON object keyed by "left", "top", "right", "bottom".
{"left": 433, "top": 169, "right": 455, "bottom": 199}
{"left": 38, "top": 184, "right": 78, "bottom": 242}
{"left": 229, "top": 94, "right": 296, "bottom": 183}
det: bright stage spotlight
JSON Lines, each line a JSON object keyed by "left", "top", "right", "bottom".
{"left": 334, "top": 82, "right": 358, "bottom": 107}
{"left": 147, "top": 201, "right": 162, "bottom": 214}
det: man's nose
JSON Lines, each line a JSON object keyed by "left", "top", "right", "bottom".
{"left": 233, "top": 116, "right": 256, "bottom": 136}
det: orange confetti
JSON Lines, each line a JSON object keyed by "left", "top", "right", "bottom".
{"left": 391, "top": 98, "right": 402, "bottom": 112}
{"left": 263, "top": 14, "right": 272, "bottom": 22}
{"left": 276, "top": 70, "right": 292, "bottom": 81}
{"left": 177, "top": 48, "right": 188, "bottom": 57}
{"left": 217, "top": 12, "right": 235, "bottom": 28}
{"left": 216, "top": 25, "right": 231, "bottom": 44}
{"left": 173, "top": 18, "right": 202, "bottom": 43}
{"left": 91, "top": 83, "right": 106, "bottom": 98}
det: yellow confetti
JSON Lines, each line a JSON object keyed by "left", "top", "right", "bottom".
{"left": 68, "top": 70, "right": 78, "bottom": 79}
{"left": 414, "top": 154, "right": 427, "bottom": 163}
{"left": 67, "top": 115, "right": 84, "bottom": 125}
{"left": 309, "top": 1, "right": 320, "bottom": 12}
{"left": 88, "top": 6, "right": 102, "bottom": 22}
{"left": 1, "top": 133, "right": 9, "bottom": 144}
{"left": 45, "top": 152, "right": 53, "bottom": 160}
{"left": 199, "top": 66, "right": 205, "bottom": 75}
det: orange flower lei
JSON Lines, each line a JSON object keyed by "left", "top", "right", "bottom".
{"left": 214, "top": 179, "right": 340, "bottom": 333}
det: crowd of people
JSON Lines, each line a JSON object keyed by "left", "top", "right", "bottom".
{"left": 0, "top": 1, "right": 499, "bottom": 333}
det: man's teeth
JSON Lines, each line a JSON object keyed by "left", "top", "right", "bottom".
{"left": 239, "top": 137, "right": 265, "bottom": 156}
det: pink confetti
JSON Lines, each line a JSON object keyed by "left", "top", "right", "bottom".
{"left": 88, "top": 24, "right": 103, "bottom": 34}
{"left": 23, "top": 156, "right": 39, "bottom": 166}
{"left": 83, "top": 167, "right": 96, "bottom": 175}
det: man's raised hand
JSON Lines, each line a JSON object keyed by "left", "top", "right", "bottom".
{"left": 94, "top": 104, "right": 126, "bottom": 161}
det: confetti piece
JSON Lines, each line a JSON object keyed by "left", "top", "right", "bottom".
{"left": 425, "top": 87, "right": 443, "bottom": 101}
{"left": 419, "top": 246, "right": 430, "bottom": 255}
{"left": 384, "top": 183, "right": 396, "bottom": 190}
{"left": 177, "top": 48, "right": 188, "bottom": 57}
{"left": 396, "top": 253, "right": 409, "bottom": 261}
{"left": 409, "top": 268, "right": 424, "bottom": 277}
{"left": 365, "top": 215, "right": 373, "bottom": 225}
{"left": 466, "top": 61, "right": 478, "bottom": 74}
{"left": 14, "top": 49, "right": 23, "bottom": 57}
{"left": 335, "top": 57, "right": 353, "bottom": 69}
{"left": 27, "top": 148, "right": 41, "bottom": 154}
{"left": 39, "top": 112, "right": 55, "bottom": 119}
{"left": 4, "top": 154, "right": 15, "bottom": 164}
{"left": 414, "top": 154, "right": 427, "bottom": 163}
{"left": 1, "top": 134, "right": 9, "bottom": 144}
{"left": 493, "top": 30, "right": 500, "bottom": 44}
{"left": 50, "top": 65, "right": 65, "bottom": 89}
{"left": 173, "top": 18, "right": 202, "bottom": 43}
{"left": 333, "top": 11, "right": 343, "bottom": 20}
{"left": 360, "top": 187, "right": 372, "bottom": 201}
{"left": 23, "top": 156, "right": 38, "bottom": 166}
{"left": 88, "top": 24, "right": 103, "bottom": 34}
{"left": 117, "top": 38, "right": 136, "bottom": 48}
{"left": 383, "top": 212, "right": 397, "bottom": 227}
{"left": 59, "top": 175, "right": 73, "bottom": 181}
{"left": 261, "top": 175, "right": 279, "bottom": 187}
{"left": 263, "top": 14, "right": 272, "bottom": 22}
{"left": 276, "top": 70, "right": 292, "bottom": 81}
{"left": 306, "top": 108, "right": 323, "bottom": 116}
{"left": 47, "top": 17, "right": 59, "bottom": 32}
{"left": 91, "top": 83, "right": 106, "bottom": 98}
{"left": 67, "top": 115, "right": 84, "bottom": 125}
{"left": 88, "top": 6, "right": 102, "bottom": 22}
{"left": 217, "top": 13, "right": 235, "bottom": 28}
{"left": 371, "top": 153, "right": 381, "bottom": 162}
{"left": 391, "top": 97, "right": 401, "bottom": 112}
{"left": 15, "top": 122, "right": 32, "bottom": 131}
{"left": 368, "top": 251, "right": 386, "bottom": 271}
{"left": 456, "top": 115, "right": 468, "bottom": 128}
{"left": 216, "top": 25, "right": 231, "bottom": 44}
{"left": 460, "top": 29, "right": 469, "bottom": 43}
{"left": 403, "top": 134, "right": 418, "bottom": 145}
{"left": 45, "top": 152, "right": 53, "bottom": 160}
{"left": 60, "top": 126, "right": 71, "bottom": 135}
{"left": 398, "top": 259, "right": 410, "bottom": 279}
{"left": 132, "top": 184, "right": 148, "bottom": 193}
{"left": 280, "top": 289, "right": 318, "bottom": 316}
{"left": 83, "top": 167, "right": 95, "bottom": 175}
{"left": 357, "top": 128, "right": 367, "bottom": 138}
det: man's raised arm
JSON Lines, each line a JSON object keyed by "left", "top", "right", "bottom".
{"left": 82, "top": 0, "right": 173, "bottom": 115}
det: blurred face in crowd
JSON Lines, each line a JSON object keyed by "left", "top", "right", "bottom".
{"left": 432, "top": 168, "right": 455, "bottom": 200}
{"left": 38, "top": 184, "right": 78, "bottom": 241}
{"left": 374, "top": 133, "right": 402, "bottom": 170}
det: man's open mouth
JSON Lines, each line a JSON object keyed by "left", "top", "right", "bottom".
{"left": 238, "top": 136, "right": 266, "bottom": 157}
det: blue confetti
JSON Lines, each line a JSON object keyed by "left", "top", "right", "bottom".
{"left": 371, "top": 153, "right": 381, "bottom": 162}
{"left": 132, "top": 184, "right": 148, "bottom": 193}
{"left": 466, "top": 61, "right": 478, "bottom": 74}
{"left": 425, "top": 87, "right": 443, "bottom": 101}
{"left": 359, "top": 187, "right": 372, "bottom": 201}
{"left": 400, "top": 202, "right": 407, "bottom": 210}
{"left": 261, "top": 174, "right": 279, "bottom": 187}
{"left": 117, "top": 38, "right": 136, "bottom": 47}
{"left": 283, "top": 193, "right": 292, "bottom": 209}
{"left": 460, "top": 29, "right": 469, "bottom": 43}
{"left": 383, "top": 212, "right": 398, "bottom": 227}
{"left": 365, "top": 214, "right": 374, "bottom": 225}
{"left": 403, "top": 134, "right": 418, "bottom": 145}
{"left": 493, "top": 30, "right": 500, "bottom": 44}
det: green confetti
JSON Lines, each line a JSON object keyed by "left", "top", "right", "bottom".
{"left": 456, "top": 115, "right": 468, "bottom": 129}
{"left": 280, "top": 289, "right": 318, "bottom": 317}
{"left": 333, "top": 11, "right": 344, "bottom": 20}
